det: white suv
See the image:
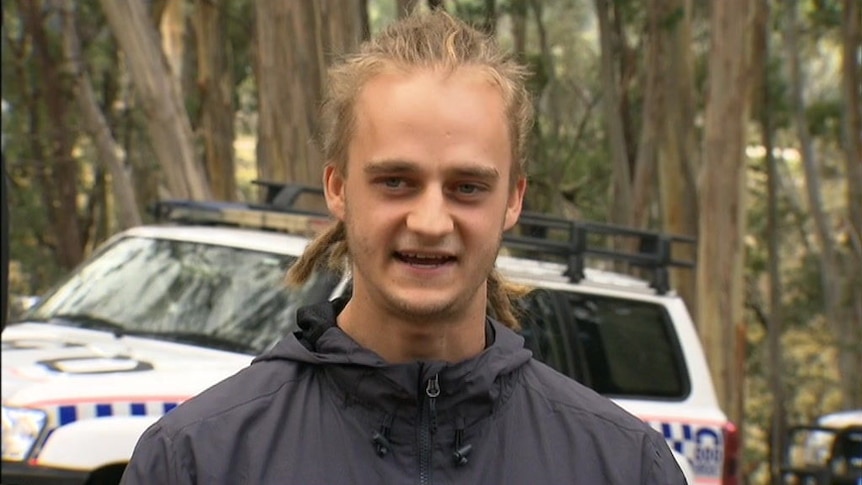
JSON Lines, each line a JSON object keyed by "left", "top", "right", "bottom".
{"left": 1, "top": 184, "right": 736, "bottom": 484}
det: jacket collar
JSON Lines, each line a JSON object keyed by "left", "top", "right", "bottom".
{"left": 256, "top": 297, "right": 533, "bottom": 420}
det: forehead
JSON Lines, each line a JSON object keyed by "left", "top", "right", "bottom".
{"left": 347, "top": 67, "right": 512, "bottom": 171}
{"left": 355, "top": 65, "right": 505, "bottom": 116}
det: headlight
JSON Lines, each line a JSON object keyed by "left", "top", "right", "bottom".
{"left": 2, "top": 405, "right": 48, "bottom": 461}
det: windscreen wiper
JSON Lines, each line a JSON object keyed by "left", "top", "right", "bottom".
{"left": 50, "top": 313, "right": 129, "bottom": 337}
{"left": 121, "top": 330, "right": 257, "bottom": 354}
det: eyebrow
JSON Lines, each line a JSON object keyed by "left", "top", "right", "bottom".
{"left": 363, "top": 159, "right": 501, "bottom": 181}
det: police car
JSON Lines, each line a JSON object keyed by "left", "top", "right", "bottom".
{"left": 2, "top": 183, "right": 736, "bottom": 484}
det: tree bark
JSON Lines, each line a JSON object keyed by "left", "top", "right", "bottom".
{"left": 631, "top": 0, "right": 662, "bottom": 231}
{"left": 656, "top": 0, "right": 699, "bottom": 315}
{"left": 99, "top": 0, "right": 211, "bottom": 201}
{"left": 511, "top": 0, "right": 527, "bottom": 60}
{"left": 396, "top": 0, "right": 420, "bottom": 18}
{"left": 160, "top": 0, "right": 186, "bottom": 98}
{"left": 786, "top": 0, "right": 855, "bottom": 408}
{"left": 840, "top": 0, "right": 862, "bottom": 408}
{"left": 594, "top": 0, "right": 632, "bottom": 227}
{"left": 698, "top": 0, "right": 752, "bottom": 444}
{"left": 193, "top": 0, "right": 237, "bottom": 201}
{"left": 60, "top": 2, "right": 142, "bottom": 229}
{"left": 751, "top": 1, "right": 787, "bottom": 481}
{"left": 19, "top": 0, "right": 85, "bottom": 270}
{"left": 481, "top": 0, "right": 497, "bottom": 35}
{"left": 254, "top": 1, "right": 363, "bottom": 188}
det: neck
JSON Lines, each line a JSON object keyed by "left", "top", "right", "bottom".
{"left": 336, "top": 293, "right": 487, "bottom": 364}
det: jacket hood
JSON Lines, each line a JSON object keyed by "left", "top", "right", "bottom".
{"left": 254, "top": 297, "right": 533, "bottom": 419}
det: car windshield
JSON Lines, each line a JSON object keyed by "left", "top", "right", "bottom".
{"left": 26, "top": 235, "right": 339, "bottom": 354}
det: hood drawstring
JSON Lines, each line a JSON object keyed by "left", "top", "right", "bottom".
{"left": 372, "top": 413, "right": 395, "bottom": 457}
{"left": 452, "top": 417, "right": 472, "bottom": 466}
{"left": 372, "top": 414, "right": 474, "bottom": 466}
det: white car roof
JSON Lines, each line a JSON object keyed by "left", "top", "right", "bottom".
{"left": 495, "top": 254, "right": 674, "bottom": 299}
{"left": 817, "top": 409, "right": 862, "bottom": 428}
{"left": 122, "top": 224, "right": 313, "bottom": 257}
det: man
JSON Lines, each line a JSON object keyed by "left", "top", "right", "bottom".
{"left": 122, "top": 10, "right": 686, "bottom": 484}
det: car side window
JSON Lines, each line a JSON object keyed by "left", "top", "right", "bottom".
{"left": 518, "top": 289, "right": 585, "bottom": 383}
{"left": 519, "top": 289, "right": 689, "bottom": 399}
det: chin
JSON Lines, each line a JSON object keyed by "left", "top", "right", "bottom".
{"left": 387, "top": 291, "right": 463, "bottom": 320}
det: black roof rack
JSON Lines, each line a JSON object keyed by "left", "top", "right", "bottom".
{"left": 251, "top": 180, "right": 326, "bottom": 210}
{"left": 150, "top": 181, "right": 331, "bottom": 237}
{"left": 150, "top": 182, "right": 695, "bottom": 293}
{"left": 504, "top": 211, "right": 696, "bottom": 294}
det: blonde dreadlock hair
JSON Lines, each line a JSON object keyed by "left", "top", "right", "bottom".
{"left": 286, "top": 9, "right": 534, "bottom": 330}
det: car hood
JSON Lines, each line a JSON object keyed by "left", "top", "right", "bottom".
{"left": 2, "top": 322, "right": 254, "bottom": 407}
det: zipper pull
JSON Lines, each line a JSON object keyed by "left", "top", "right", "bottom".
{"left": 426, "top": 374, "right": 440, "bottom": 398}
{"left": 426, "top": 374, "right": 440, "bottom": 435}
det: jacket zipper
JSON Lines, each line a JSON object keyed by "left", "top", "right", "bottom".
{"left": 419, "top": 373, "right": 440, "bottom": 485}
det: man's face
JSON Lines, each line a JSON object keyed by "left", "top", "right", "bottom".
{"left": 325, "top": 67, "right": 525, "bottom": 323}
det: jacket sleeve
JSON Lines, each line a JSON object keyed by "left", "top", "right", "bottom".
{"left": 644, "top": 432, "right": 689, "bottom": 485}
{"left": 120, "top": 423, "right": 195, "bottom": 485}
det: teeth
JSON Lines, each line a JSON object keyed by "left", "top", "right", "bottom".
{"left": 403, "top": 253, "right": 446, "bottom": 260}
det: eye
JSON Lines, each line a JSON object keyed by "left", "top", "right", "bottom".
{"left": 454, "top": 183, "right": 485, "bottom": 195}
{"left": 381, "top": 177, "right": 405, "bottom": 189}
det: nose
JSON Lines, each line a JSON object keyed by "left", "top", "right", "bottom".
{"left": 405, "top": 187, "right": 454, "bottom": 239}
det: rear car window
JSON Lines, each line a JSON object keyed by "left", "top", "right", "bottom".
{"left": 518, "top": 289, "right": 689, "bottom": 399}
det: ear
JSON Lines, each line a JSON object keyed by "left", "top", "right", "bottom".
{"left": 503, "top": 176, "right": 526, "bottom": 231}
{"left": 323, "top": 164, "right": 346, "bottom": 221}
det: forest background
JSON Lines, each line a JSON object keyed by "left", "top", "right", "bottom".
{"left": 1, "top": 0, "right": 860, "bottom": 483}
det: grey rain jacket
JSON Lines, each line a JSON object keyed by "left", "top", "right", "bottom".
{"left": 122, "top": 298, "right": 686, "bottom": 484}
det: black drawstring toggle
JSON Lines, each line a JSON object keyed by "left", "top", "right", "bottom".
{"left": 452, "top": 427, "right": 472, "bottom": 466}
{"left": 372, "top": 430, "right": 392, "bottom": 457}
{"left": 372, "top": 413, "right": 395, "bottom": 457}
{"left": 453, "top": 443, "right": 473, "bottom": 466}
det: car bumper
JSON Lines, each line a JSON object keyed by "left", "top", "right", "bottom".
{"left": 1, "top": 461, "right": 89, "bottom": 485}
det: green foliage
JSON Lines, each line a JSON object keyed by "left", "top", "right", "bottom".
{"left": 450, "top": 0, "right": 494, "bottom": 25}
{"left": 806, "top": 0, "right": 843, "bottom": 30}
{"left": 805, "top": 98, "right": 842, "bottom": 138}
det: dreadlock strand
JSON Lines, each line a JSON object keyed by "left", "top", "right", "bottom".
{"left": 487, "top": 269, "right": 531, "bottom": 330}
{"left": 285, "top": 221, "right": 347, "bottom": 287}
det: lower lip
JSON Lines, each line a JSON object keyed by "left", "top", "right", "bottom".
{"left": 397, "top": 259, "right": 455, "bottom": 276}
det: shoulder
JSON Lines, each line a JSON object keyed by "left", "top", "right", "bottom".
{"left": 500, "top": 359, "right": 686, "bottom": 482}
{"left": 150, "top": 352, "right": 310, "bottom": 440}
{"left": 516, "top": 358, "right": 658, "bottom": 437}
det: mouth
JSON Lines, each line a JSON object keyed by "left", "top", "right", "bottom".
{"left": 394, "top": 251, "right": 457, "bottom": 268}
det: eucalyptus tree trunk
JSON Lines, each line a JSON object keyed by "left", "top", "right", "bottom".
{"left": 594, "top": 0, "right": 632, "bottom": 227}
{"left": 481, "top": 0, "right": 497, "bottom": 35}
{"left": 396, "top": 0, "right": 420, "bottom": 18}
{"left": 785, "top": 0, "right": 855, "bottom": 408}
{"left": 99, "top": 0, "right": 211, "bottom": 201}
{"left": 655, "top": 0, "right": 698, "bottom": 315}
{"left": 254, "top": 1, "right": 364, "bottom": 188}
{"left": 160, "top": 0, "right": 186, "bottom": 98}
{"left": 60, "top": 2, "right": 142, "bottom": 229}
{"left": 840, "top": 0, "right": 862, "bottom": 409}
{"left": 193, "top": 0, "right": 236, "bottom": 201}
{"left": 631, "top": 0, "right": 660, "bottom": 232}
{"left": 634, "top": 0, "right": 699, "bottom": 313}
{"left": 18, "top": 0, "right": 85, "bottom": 270}
{"left": 751, "top": 2, "right": 787, "bottom": 481}
{"left": 1, "top": 154, "right": 7, "bottom": 331}
{"left": 511, "top": 0, "right": 527, "bottom": 60}
{"left": 698, "top": 0, "right": 752, "bottom": 440}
